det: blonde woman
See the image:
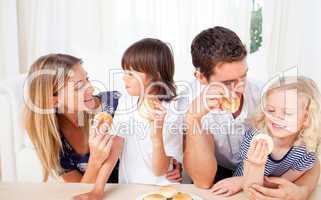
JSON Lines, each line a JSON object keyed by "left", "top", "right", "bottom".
{"left": 211, "top": 76, "right": 321, "bottom": 197}
{"left": 24, "top": 54, "right": 123, "bottom": 190}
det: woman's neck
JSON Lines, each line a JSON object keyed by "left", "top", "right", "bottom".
{"left": 57, "top": 112, "right": 80, "bottom": 129}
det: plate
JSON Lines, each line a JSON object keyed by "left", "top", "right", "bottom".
{"left": 136, "top": 192, "right": 204, "bottom": 200}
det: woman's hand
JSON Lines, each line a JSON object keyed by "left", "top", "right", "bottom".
{"left": 248, "top": 177, "right": 309, "bottom": 200}
{"left": 88, "top": 129, "right": 114, "bottom": 167}
{"left": 72, "top": 190, "right": 104, "bottom": 200}
{"left": 211, "top": 176, "right": 243, "bottom": 197}
{"left": 166, "top": 159, "right": 183, "bottom": 183}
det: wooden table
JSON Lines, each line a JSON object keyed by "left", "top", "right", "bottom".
{"left": 0, "top": 183, "right": 321, "bottom": 200}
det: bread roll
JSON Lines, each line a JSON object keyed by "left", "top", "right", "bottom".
{"left": 252, "top": 133, "right": 274, "bottom": 154}
{"left": 92, "top": 112, "right": 113, "bottom": 134}
{"left": 143, "top": 194, "right": 167, "bottom": 200}
{"left": 172, "top": 192, "right": 193, "bottom": 200}
{"left": 158, "top": 186, "right": 177, "bottom": 198}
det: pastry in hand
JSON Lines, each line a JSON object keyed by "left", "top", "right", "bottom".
{"left": 92, "top": 112, "right": 113, "bottom": 135}
{"left": 138, "top": 99, "right": 156, "bottom": 119}
{"left": 252, "top": 133, "right": 274, "bottom": 154}
{"left": 143, "top": 194, "right": 167, "bottom": 200}
{"left": 220, "top": 96, "right": 241, "bottom": 113}
{"left": 172, "top": 192, "right": 193, "bottom": 200}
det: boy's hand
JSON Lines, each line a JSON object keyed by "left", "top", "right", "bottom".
{"left": 211, "top": 176, "right": 243, "bottom": 197}
{"left": 147, "top": 100, "right": 167, "bottom": 141}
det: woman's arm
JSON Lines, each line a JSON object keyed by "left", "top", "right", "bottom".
{"left": 72, "top": 136, "right": 124, "bottom": 200}
{"left": 91, "top": 136, "right": 124, "bottom": 193}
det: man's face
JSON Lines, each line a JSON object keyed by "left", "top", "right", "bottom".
{"left": 207, "top": 59, "right": 248, "bottom": 97}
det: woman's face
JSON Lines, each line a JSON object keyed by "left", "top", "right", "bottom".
{"left": 56, "top": 64, "right": 96, "bottom": 113}
{"left": 264, "top": 89, "right": 309, "bottom": 138}
{"left": 122, "top": 69, "right": 151, "bottom": 96}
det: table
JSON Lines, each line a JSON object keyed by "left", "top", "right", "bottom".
{"left": 0, "top": 183, "right": 321, "bottom": 200}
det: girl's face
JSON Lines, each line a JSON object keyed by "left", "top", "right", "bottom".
{"left": 122, "top": 69, "right": 151, "bottom": 96}
{"left": 56, "top": 64, "right": 96, "bottom": 112}
{"left": 264, "top": 89, "right": 309, "bottom": 139}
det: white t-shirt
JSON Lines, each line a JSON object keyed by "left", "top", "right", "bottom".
{"left": 112, "top": 93, "right": 187, "bottom": 185}
{"left": 182, "top": 78, "right": 262, "bottom": 170}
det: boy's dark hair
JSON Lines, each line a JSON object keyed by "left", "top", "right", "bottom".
{"left": 121, "top": 38, "right": 176, "bottom": 101}
{"left": 191, "top": 26, "right": 247, "bottom": 80}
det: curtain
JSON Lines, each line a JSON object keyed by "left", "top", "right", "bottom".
{"left": 0, "top": 0, "right": 20, "bottom": 80}
{"left": 0, "top": 0, "right": 252, "bottom": 84}
{"left": 263, "top": 0, "right": 321, "bottom": 88}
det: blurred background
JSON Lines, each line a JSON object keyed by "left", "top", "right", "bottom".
{"left": 0, "top": 0, "right": 320, "bottom": 182}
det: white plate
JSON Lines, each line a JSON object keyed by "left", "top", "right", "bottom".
{"left": 136, "top": 192, "right": 203, "bottom": 200}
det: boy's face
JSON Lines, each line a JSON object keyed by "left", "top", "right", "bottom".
{"left": 122, "top": 69, "right": 151, "bottom": 96}
{"left": 196, "top": 59, "right": 248, "bottom": 98}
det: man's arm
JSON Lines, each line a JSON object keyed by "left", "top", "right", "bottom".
{"left": 183, "top": 114, "right": 217, "bottom": 189}
{"left": 294, "top": 159, "right": 320, "bottom": 197}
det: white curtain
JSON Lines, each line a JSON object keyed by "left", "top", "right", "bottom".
{"left": 0, "top": 0, "right": 252, "bottom": 84}
{"left": 263, "top": 0, "right": 321, "bottom": 88}
{"left": 0, "top": 0, "right": 20, "bottom": 80}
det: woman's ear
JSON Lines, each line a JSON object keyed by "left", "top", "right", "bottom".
{"left": 51, "top": 96, "right": 59, "bottom": 108}
{"left": 194, "top": 70, "right": 208, "bottom": 85}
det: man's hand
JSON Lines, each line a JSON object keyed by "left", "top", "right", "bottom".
{"left": 248, "top": 177, "right": 309, "bottom": 200}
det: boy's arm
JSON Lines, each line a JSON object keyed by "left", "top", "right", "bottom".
{"left": 151, "top": 127, "right": 171, "bottom": 176}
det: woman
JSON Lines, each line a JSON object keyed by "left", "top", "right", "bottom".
{"left": 24, "top": 53, "right": 123, "bottom": 183}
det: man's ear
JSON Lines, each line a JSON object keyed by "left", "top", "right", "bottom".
{"left": 194, "top": 70, "right": 208, "bottom": 85}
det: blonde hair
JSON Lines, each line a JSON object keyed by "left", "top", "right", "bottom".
{"left": 24, "top": 54, "right": 92, "bottom": 181}
{"left": 251, "top": 76, "right": 321, "bottom": 153}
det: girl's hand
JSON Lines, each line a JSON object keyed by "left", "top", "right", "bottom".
{"left": 247, "top": 139, "right": 269, "bottom": 166}
{"left": 72, "top": 190, "right": 104, "bottom": 200}
{"left": 211, "top": 176, "right": 243, "bottom": 197}
{"left": 166, "top": 159, "right": 183, "bottom": 183}
{"left": 88, "top": 129, "right": 114, "bottom": 167}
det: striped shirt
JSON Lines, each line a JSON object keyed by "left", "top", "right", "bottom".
{"left": 234, "top": 127, "right": 317, "bottom": 177}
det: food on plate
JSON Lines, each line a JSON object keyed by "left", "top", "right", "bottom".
{"left": 143, "top": 194, "right": 167, "bottom": 200}
{"left": 158, "top": 186, "right": 178, "bottom": 198}
{"left": 172, "top": 192, "right": 193, "bottom": 200}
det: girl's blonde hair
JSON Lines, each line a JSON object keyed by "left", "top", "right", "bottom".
{"left": 251, "top": 76, "right": 321, "bottom": 153}
{"left": 24, "top": 54, "right": 92, "bottom": 181}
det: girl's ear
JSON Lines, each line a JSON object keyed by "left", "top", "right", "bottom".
{"left": 302, "top": 112, "right": 310, "bottom": 128}
{"left": 194, "top": 70, "right": 208, "bottom": 85}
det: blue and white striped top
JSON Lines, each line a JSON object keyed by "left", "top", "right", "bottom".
{"left": 234, "top": 127, "right": 317, "bottom": 177}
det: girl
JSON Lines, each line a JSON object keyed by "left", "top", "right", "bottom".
{"left": 76, "top": 38, "right": 186, "bottom": 199}
{"left": 24, "top": 54, "right": 123, "bottom": 191}
{"left": 211, "top": 76, "right": 321, "bottom": 197}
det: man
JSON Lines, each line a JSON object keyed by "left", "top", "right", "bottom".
{"left": 183, "top": 26, "right": 320, "bottom": 199}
